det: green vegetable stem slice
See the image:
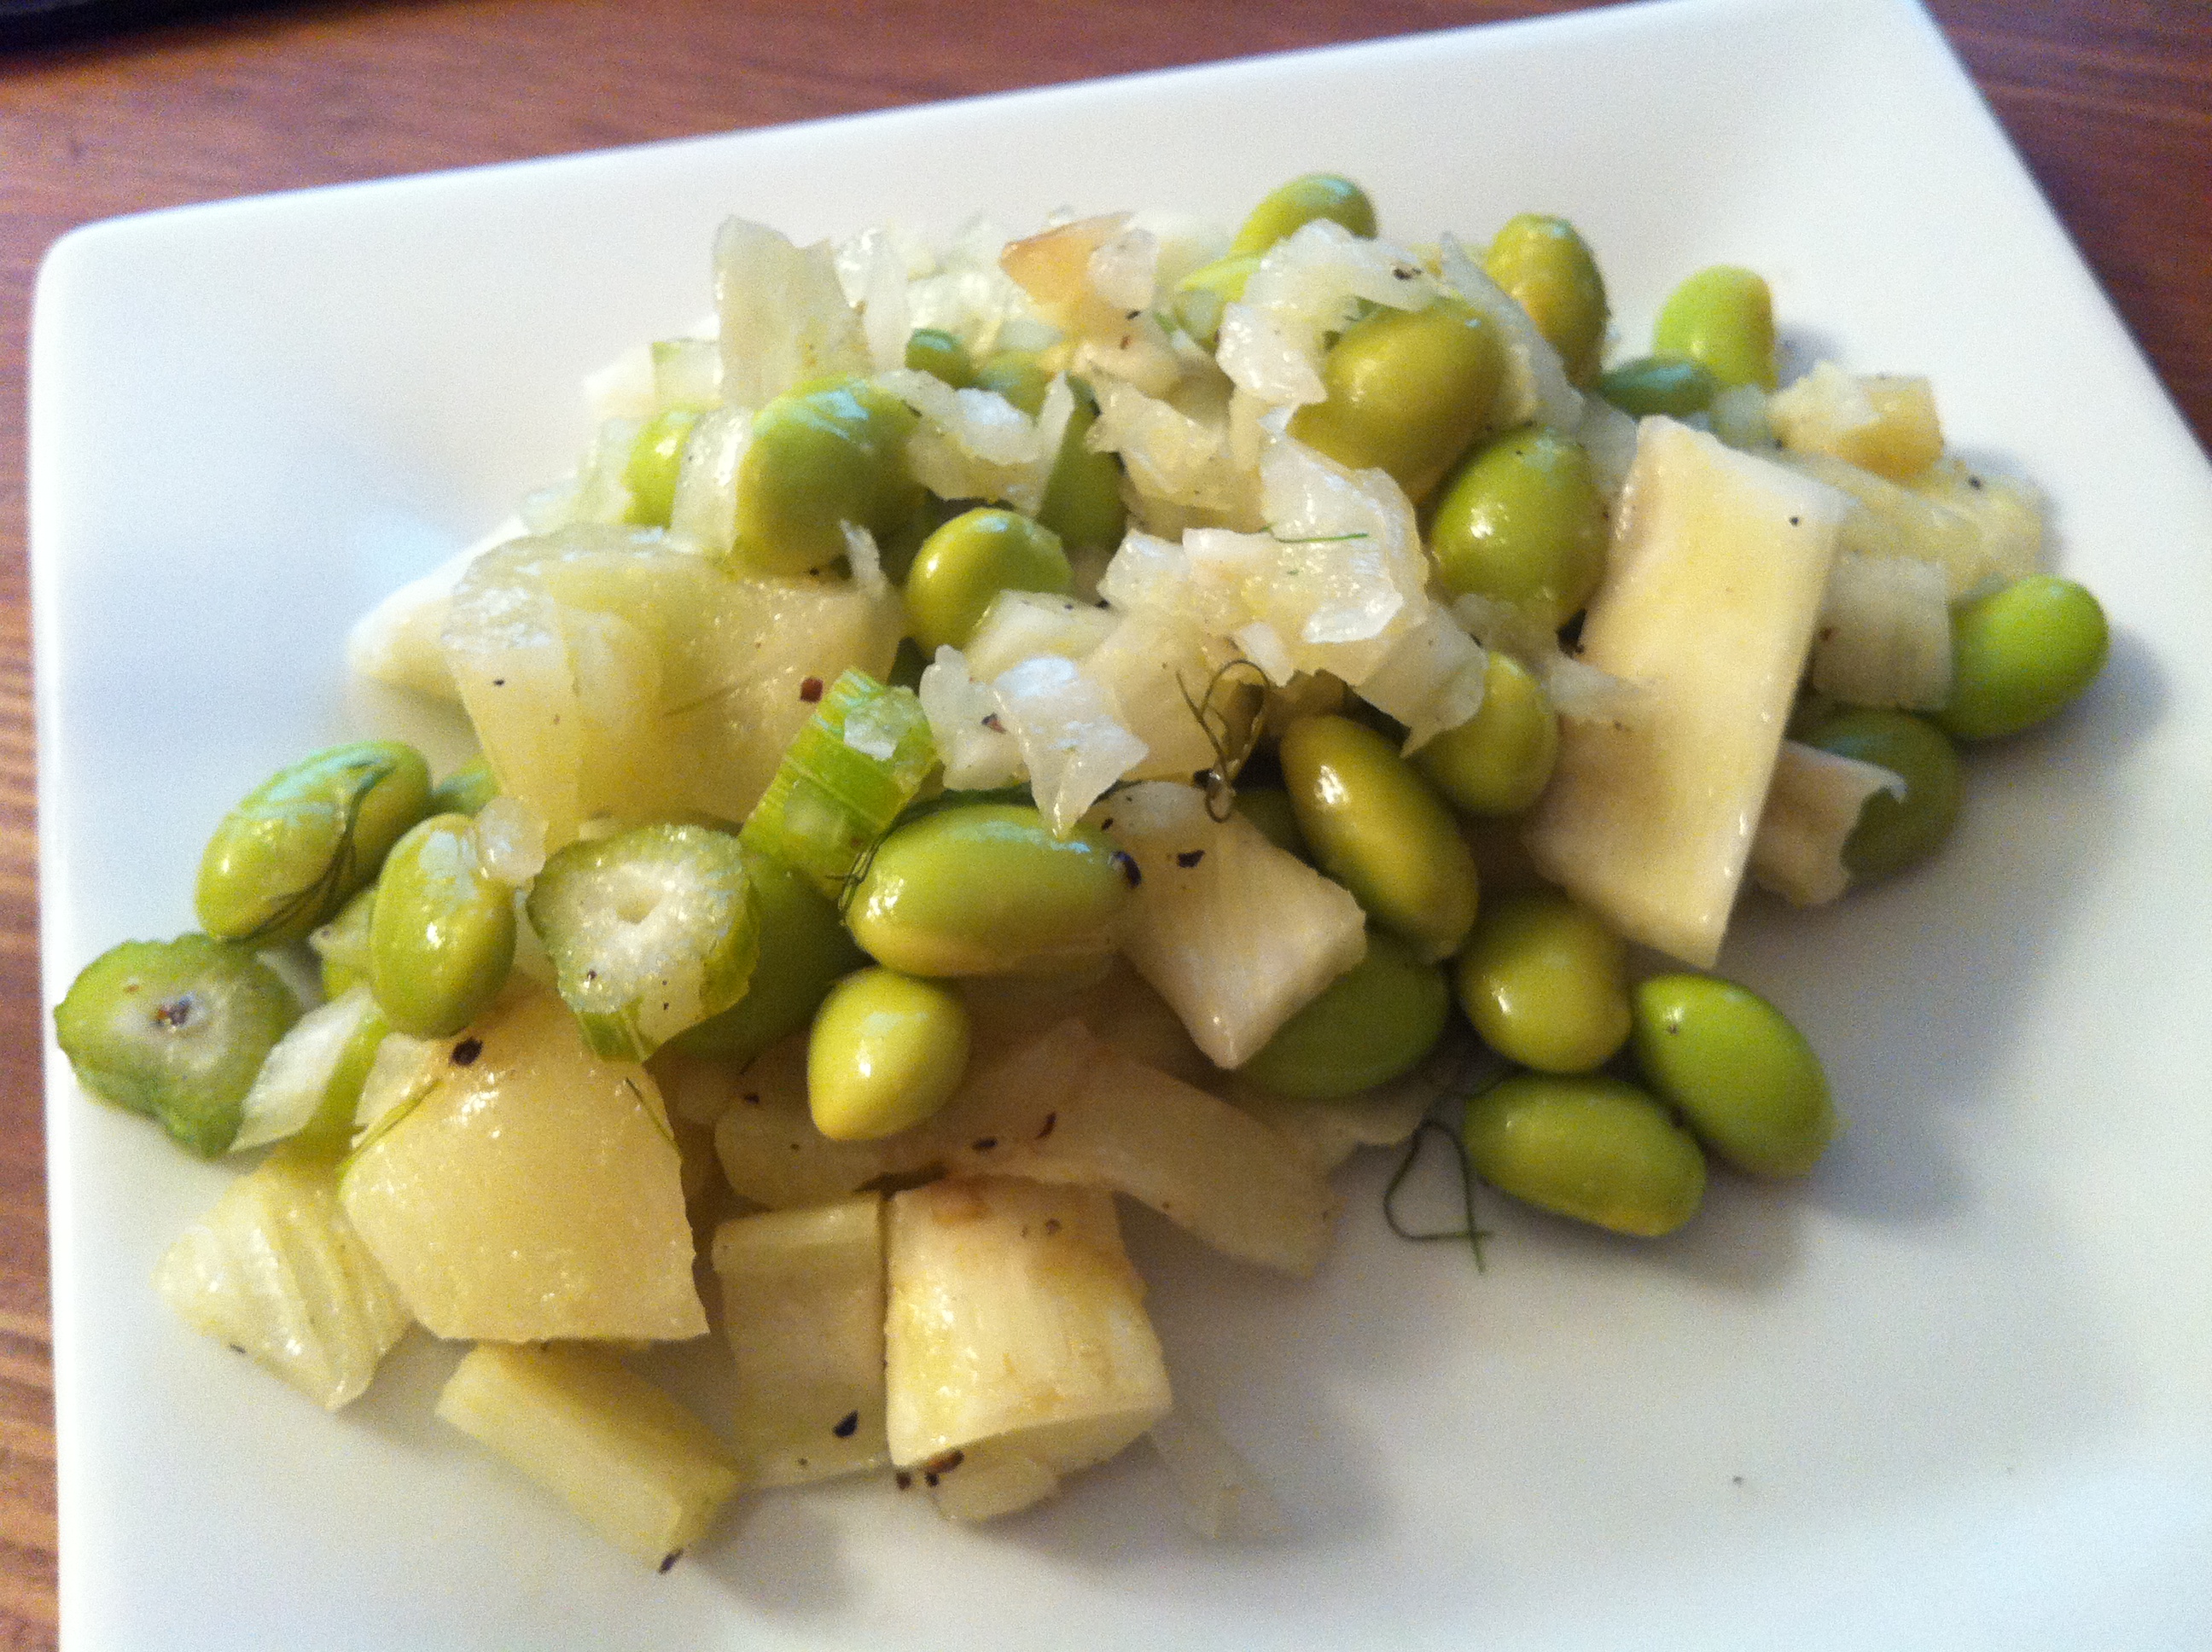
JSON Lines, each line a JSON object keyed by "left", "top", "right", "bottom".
{"left": 195, "top": 739, "right": 432, "bottom": 948}
{"left": 665, "top": 846, "right": 866, "bottom": 1065}
{"left": 527, "top": 823, "right": 760, "bottom": 1062}
{"left": 739, "top": 670, "right": 939, "bottom": 901}
{"left": 54, "top": 934, "right": 301, "bottom": 1158}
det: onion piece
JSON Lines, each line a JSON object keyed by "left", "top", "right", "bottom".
{"left": 1810, "top": 550, "right": 1953, "bottom": 710}
{"left": 1750, "top": 741, "right": 1905, "bottom": 905}
{"left": 990, "top": 654, "right": 1147, "bottom": 836}
{"left": 715, "top": 218, "right": 870, "bottom": 409}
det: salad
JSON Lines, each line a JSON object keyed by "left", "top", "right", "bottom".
{"left": 50, "top": 172, "right": 2110, "bottom": 1566}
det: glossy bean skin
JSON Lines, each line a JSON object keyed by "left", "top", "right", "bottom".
{"left": 1800, "top": 707, "right": 1962, "bottom": 883}
{"left": 666, "top": 848, "right": 865, "bottom": 1065}
{"left": 1278, "top": 715, "right": 1479, "bottom": 962}
{"left": 847, "top": 803, "right": 1131, "bottom": 977}
{"left": 1651, "top": 265, "right": 1778, "bottom": 391}
{"left": 1463, "top": 1073, "right": 1705, "bottom": 1237}
{"left": 1632, "top": 974, "right": 1837, "bottom": 1177}
{"left": 195, "top": 740, "right": 432, "bottom": 948}
{"left": 1939, "top": 575, "right": 2110, "bottom": 741}
{"left": 428, "top": 759, "right": 499, "bottom": 818}
{"left": 1289, "top": 299, "right": 1505, "bottom": 505}
{"left": 1231, "top": 173, "right": 1377, "bottom": 256}
{"left": 1239, "top": 930, "right": 1449, "bottom": 1099}
{"left": 368, "top": 812, "right": 516, "bottom": 1039}
{"left": 1414, "top": 651, "right": 1559, "bottom": 817}
{"left": 1597, "top": 354, "right": 1718, "bottom": 419}
{"left": 1482, "top": 213, "right": 1608, "bottom": 385}
{"left": 905, "top": 508, "right": 1074, "bottom": 654}
{"left": 624, "top": 407, "right": 700, "bottom": 528}
{"left": 1453, "top": 887, "right": 1629, "bottom": 1073}
{"left": 905, "top": 327, "right": 976, "bottom": 388}
{"left": 972, "top": 350, "right": 1049, "bottom": 417}
{"left": 807, "top": 966, "right": 972, "bottom": 1141}
{"left": 1036, "top": 380, "right": 1126, "bottom": 551}
{"left": 733, "top": 378, "right": 922, "bottom": 576}
{"left": 1428, "top": 426, "right": 1608, "bottom": 630}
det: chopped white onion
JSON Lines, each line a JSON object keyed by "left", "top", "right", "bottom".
{"left": 992, "top": 654, "right": 1147, "bottom": 836}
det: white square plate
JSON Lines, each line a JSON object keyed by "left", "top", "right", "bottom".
{"left": 31, "top": 0, "right": 2212, "bottom": 1645}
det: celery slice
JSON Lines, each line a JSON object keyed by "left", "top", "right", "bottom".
{"left": 527, "top": 823, "right": 759, "bottom": 1062}
{"left": 739, "top": 669, "right": 938, "bottom": 899}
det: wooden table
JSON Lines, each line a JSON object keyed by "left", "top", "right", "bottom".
{"left": 0, "top": 0, "right": 2204, "bottom": 1642}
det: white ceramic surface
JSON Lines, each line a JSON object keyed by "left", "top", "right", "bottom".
{"left": 30, "top": 0, "right": 2212, "bottom": 1645}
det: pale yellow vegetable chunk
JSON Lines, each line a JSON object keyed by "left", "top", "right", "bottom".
{"left": 885, "top": 1177, "right": 1172, "bottom": 1521}
{"left": 1526, "top": 417, "right": 1847, "bottom": 966}
{"left": 713, "top": 1018, "right": 1341, "bottom": 1276}
{"left": 711, "top": 1195, "right": 888, "bottom": 1487}
{"left": 155, "top": 1143, "right": 410, "bottom": 1411}
{"left": 1768, "top": 363, "right": 1943, "bottom": 480}
{"left": 340, "top": 986, "right": 707, "bottom": 1342}
{"left": 436, "top": 1341, "right": 740, "bottom": 1568}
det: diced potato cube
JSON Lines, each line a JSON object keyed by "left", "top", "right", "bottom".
{"left": 1526, "top": 418, "right": 1847, "bottom": 967}
{"left": 436, "top": 1341, "right": 741, "bottom": 1569}
{"left": 155, "top": 1144, "right": 410, "bottom": 1411}
{"left": 711, "top": 1196, "right": 888, "bottom": 1486}
{"left": 341, "top": 986, "right": 706, "bottom": 1342}
{"left": 1769, "top": 362, "right": 1943, "bottom": 480}
{"left": 885, "top": 1178, "right": 1172, "bottom": 1521}
{"left": 1101, "top": 780, "right": 1367, "bottom": 1067}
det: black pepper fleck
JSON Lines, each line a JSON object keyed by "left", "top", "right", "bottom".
{"left": 659, "top": 1552, "right": 679, "bottom": 1573}
{"left": 1175, "top": 849, "right": 1205, "bottom": 869}
{"left": 971, "top": 1137, "right": 998, "bottom": 1152}
{"left": 1036, "top": 1111, "right": 1057, "bottom": 1139}
{"left": 895, "top": 1470, "right": 914, "bottom": 1490}
{"left": 451, "top": 1037, "right": 484, "bottom": 1067}
{"left": 834, "top": 1411, "right": 859, "bottom": 1438}
{"left": 1113, "top": 851, "right": 1140, "bottom": 887}
{"left": 800, "top": 676, "right": 824, "bottom": 703}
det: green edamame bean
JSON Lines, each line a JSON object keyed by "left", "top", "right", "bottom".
{"left": 1632, "top": 974, "right": 1836, "bottom": 1177}
{"left": 53, "top": 934, "right": 300, "bottom": 1158}
{"left": 807, "top": 966, "right": 972, "bottom": 1141}
{"left": 1454, "top": 887, "right": 1628, "bottom": 1074}
{"left": 624, "top": 406, "right": 700, "bottom": 528}
{"left": 310, "top": 884, "right": 378, "bottom": 999}
{"left": 667, "top": 847, "right": 865, "bottom": 1065}
{"left": 1938, "top": 574, "right": 2110, "bottom": 742}
{"left": 972, "top": 350, "right": 1049, "bottom": 417}
{"left": 1278, "top": 715, "right": 1479, "bottom": 962}
{"left": 1239, "top": 929, "right": 1448, "bottom": 1099}
{"left": 1800, "top": 708, "right": 1961, "bottom": 884}
{"left": 1288, "top": 298, "right": 1505, "bottom": 505}
{"left": 905, "top": 508, "right": 1074, "bottom": 654}
{"left": 369, "top": 812, "right": 516, "bottom": 1038}
{"left": 1173, "top": 252, "right": 1262, "bottom": 349}
{"left": 195, "top": 739, "right": 432, "bottom": 948}
{"left": 1231, "top": 173, "right": 1378, "bottom": 257}
{"left": 734, "top": 378, "right": 923, "bottom": 576}
{"left": 1651, "top": 265, "right": 1777, "bottom": 391}
{"left": 1232, "top": 786, "right": 1308, "bottom": 861}
{"left": 429, "top": 759, "right": 498, "bottom": 818}
{"left": 1413, "top": 651, "right": 1559, "bottom": 817}
{"left": 847, "top": 803, "right": 1131, "bottom": 976}
{"left": 905, "top": 327, "right": 976, "bottom": 388}
{"left": 1429, "top": 426, "right": 1608, "bottom": 630}
{"left": 1482, "top": 213, "right": 1608, "bottom": 386}
{"left": 1597, "top": 354, "right": 1718, "bottom": 419}
{"left": 1463, "top": 1073, "right": 1705, "bottom": 1237}
{"left": 1036, "top": 380, "right": 1126, "bottom": 551}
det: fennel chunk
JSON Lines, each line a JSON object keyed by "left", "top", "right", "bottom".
{"left": 885, "top": 1178, "right": 1172, "bottom": 1521}
{"left": 712, "top": 1195, "right": 888, "bottom": 1486}
{"left": 1526, "top": 417, "right": 1847, "bottom": 967}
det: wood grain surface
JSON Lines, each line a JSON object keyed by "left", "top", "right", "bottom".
{"left": 2, "top": 1, "right": 2206, "bottom": 1643}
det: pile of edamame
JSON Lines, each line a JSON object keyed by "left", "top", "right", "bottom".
{"left": 59, "top": 171, "right": 2113, "bottom": 1355}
